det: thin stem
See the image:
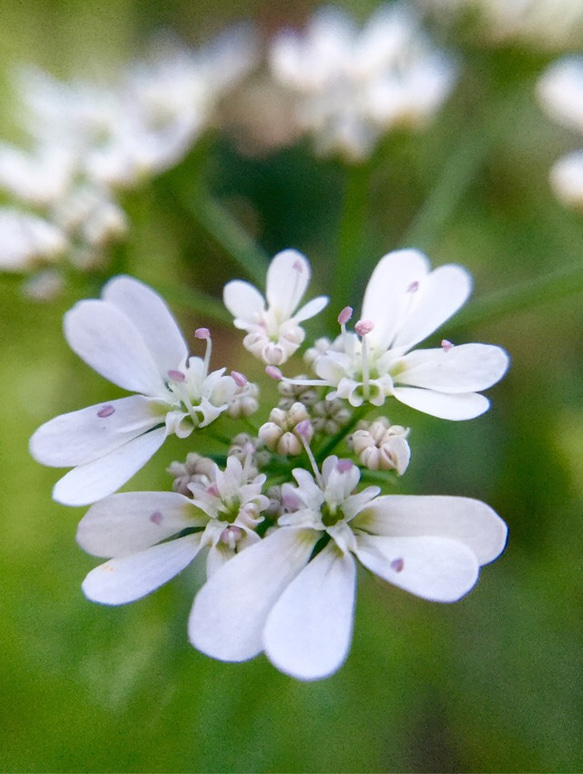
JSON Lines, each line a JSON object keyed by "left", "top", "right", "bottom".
{"left": 449, "top": 260, "right": 583, "bottom": 331}
{"left": 188, "top": 187, "right": 269, "bottom": 287}
{"left": 333, "top": 161, "right": 372, "bottom": 311}
{"left": 398, "top": 126, "right": 493, "bottom": 251}
{"left": 151, "top": 281, "right": 232, "bottom": 326}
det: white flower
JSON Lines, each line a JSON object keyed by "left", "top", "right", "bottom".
{"left": 294, "top": 249, "right": 509, "bottom": 420}
{"left": 223, "top": 249, "right": 328, "bottom": 365}
{"left": 30, "top": 276, "right": 242, "bottom": 506}
{"left": 350, "top": 417, "right": 411, "bottom": 474}
{"left": 269, "top": 3, "right": 457, "bottom": 161}
{"left": 189, "top": 456, "right": 507, "bottom": 681}
{"left": 0, "top": 208, "right": 67, "bottom": 271}
{"left": 77, "top": 456, "right": 267, "bottom": 605}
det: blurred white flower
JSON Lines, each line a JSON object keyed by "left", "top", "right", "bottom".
{"left": 0, "top": 208, "right": 67, "bottom": 271}
{"left": 537, "top": 57, "right": 583, "bottom": 209}
{"left": 190, "top": 455, "right": 507, "bottom": 680}
{"left": 77, "top": 456, "right": 268, "bottom": 605}
{"left": 292, "top": 249, "right": 509, "bottom": 420}
{"left": 224, "top": 249, "right": 329, "bottom": 365}
{"left": 422, "top": 0, "right": 583, "bottom": 50}
{"left": 0, "top": 143, "right": 74, "bottom": 206}
{"left": 30, "top": 276, "right": 243, "bottom": 506}
{"left": 269, "top": 3, "right": 457, "bottom": 161}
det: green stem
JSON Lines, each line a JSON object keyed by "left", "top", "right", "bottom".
{"left": 187, "top": 187, "right": 269, "bottom": 287}
{"left": 449, "top": 260, "right": 583, "bottom": 331}
{"left": 333, "top": 161, "right": 372, "bottom": 312}
{"left": 398, "top": 126, "right": 493, "bottom": 251}
{"left": 151, "top": 280, "right": 232, "bottom": 326}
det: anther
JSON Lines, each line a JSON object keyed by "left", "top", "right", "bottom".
{"left": 336, "top": 459, "right": 354, "bottom": 473}
{"left": 407, "top": 281, "right": 419, "bottom": 293}
{"left": 150, "top": 511, "right": 163, "bottom": 524}
{"left": 337, "top": 306, "right": 353, "bottom": 325}
{"left": 195, "top": 327, "right": 210, "bottom": 339}
{"left": 168, "top": 369, "right": 186, "bottom": 382}
{"left": 441, "top": 339, "right": 454, "bottom": 352}
{"left": 390, "top": 558, "right": 404, "bottom": 573}
{"left": 97, "top": 404, "right": 115, "bottom": 418}
{"left": 355, "top": 319, "right": 374, "bottom": 337}
{"left": 231, "top": 370, "right": 247, "bottom": 387}
{"left": 266, "top": 365, "right": 283, "bottom": 381}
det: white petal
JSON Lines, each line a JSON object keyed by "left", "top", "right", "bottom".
{"left": 52, "top": 426, "right": 167, "bottom": 506}
{"left": 390, "top": 264, "right": 472, "bottom": 350}
{"left": 353, "top": 495, "right": 508, "bottom": 565}
{"left": 362, "top": 249, "right": 429, "bottom": 350}
{"left": 264, "top": 543, "right": 356, "bottom": 681}
{"left": 355, "top": 534, "right": 479, "bottom": 602}
{"left": 29, "top": 395, "right": 166, "bottom": 467}
{"left": 397, "top": 344, "right": 510, "bottom": 393}
{"left": 64, "top": 299, "right": 168, "bottom": 395}
{"left": 292, "top": 295, "right": 329, "bottom": 323}
{"left": 223, "top": 279, "right": 265, "bottom": 326}
{"left": 102, "top": 276, "right": 188, "bottom": 378}
{"left": 393, "top": 386, "right": 490, "bottom": 420}
{"left": 77, "top": 491, "right": 204, "bottom": 557}
{"left": 189, "top": 527, "right": 318, "bottom": 662}
{"left": 266, "top": 249, "right": 310, "bottom": 318}
{"left": 82, "top": 534, "right": 202, "bottom": 605}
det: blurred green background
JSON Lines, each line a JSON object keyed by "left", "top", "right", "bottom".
{"left": 1, "top": 1, "right": 583, "bottom": 772}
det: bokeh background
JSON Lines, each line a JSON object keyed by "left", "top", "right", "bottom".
{"left": 1, "top": 1, "right": 582, "bottom": 771}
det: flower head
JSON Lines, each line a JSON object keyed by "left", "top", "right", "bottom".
{"left": 223, "top": 249, "right": 328, "bottom": 365}
{"left": 30, "top": 276, "right": 246, "bottom": 505}
{"left": 269, "top": 3, "right": 457, "bottom": 161}
{"left": 189, "top": 455, "right": 507, "bottom": 680}
{"left": 291, "top": 249, "right": 509, "bottom": 420}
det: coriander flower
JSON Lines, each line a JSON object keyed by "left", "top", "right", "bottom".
{"left": 289, "top": 249, "right": 509, "bottom": 420}
{"left": 30, "top": 276, "right": 244, "bottom": 506}
{"left": 223, "top": 249, "right": 328, "bottom": 365}
{"left": 0, "top": 208, "right": 67, "bottom": 271}
{"left": 269, "top": 3, "right": 457, "bottom": 161}
{"left": 78, "top": 456, "right": 268, "bottom": 605}
{"left": 190, "top": 456, "right": 507, "bottom": 680}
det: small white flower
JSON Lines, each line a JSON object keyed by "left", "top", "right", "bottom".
{"left": 548, "top": 151, "right": 583, "bottom": 209}
{"left": 189, "top": 456, "right": 507, "bottom": 680}
{"left": 291, "top": 249, "right": 509, "bottom": 420}
{"left": 30, "top": 276, "right": 243, "bottom": 506}
{"left": 269, "top": 3, "right": 457, "bottom": 161}
{"left": 77, "top": 457, "right": 267, "bottom": 605}
{"left": 223, "top": 249, "right": 328, "bottom": 365}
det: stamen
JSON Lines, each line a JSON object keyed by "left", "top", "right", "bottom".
{"left": 97, "top": 404, "right": 115, "bottom": 418}
{"left": 168, "top": 369, "right": 186, "bottom": 383}
{"left": 337, "top": 306, "right": 353, "bottom": 326}
{"left": 195, "top": 328, "right": 212, "bottom": 374}
{"left": 441, "top": 339, "right": 454, "bottom": 352}
{"left": 266, "top": 365, "right": 283, "bottom": 381}
{"left": 296, "top": 419, "right": 323, "bottom": 487}
{"left": 390, "top": 557, "right": 404, "bottom": 573}
{"left": 150, "top": 511, "right": 163, "bottom": 525}
{"left": 355, "top": 319, "right": 374, "bottom": 336}
{"left": 407, "top": 281, "right": 419, "bottom": 293}
{"left": 355, "top": 319, "right": 374, "bottom": 400}
{"left": 231, "top": 370, "right": 247, "bottom": 387}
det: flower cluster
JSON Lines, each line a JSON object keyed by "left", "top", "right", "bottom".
{"left": 0, "top": 26, "right": 257, "bottom": 296}
{"left": 0, "top": 4, "right": 457, "bottom": 294}
{"left": 31, "top": 248, "right": 509, "bottom": 681}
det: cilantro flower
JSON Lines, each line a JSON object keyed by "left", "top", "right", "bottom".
{"left": 295, "top": 249, "right": 509, "bottom": 420}
{"left": 269, "top": 3, "right": 457, "bottom": 161}
{"left": 30, "top": 276, "right": 244, "bottom": 506}
{"left": 223, "top": 249, "right": 328, "bottom": 365}
{"left": 77, "top": 456, "right": 268, "bottom": 605}
{"left": 190, "top": 456, "right": 507, "bottom": 680}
